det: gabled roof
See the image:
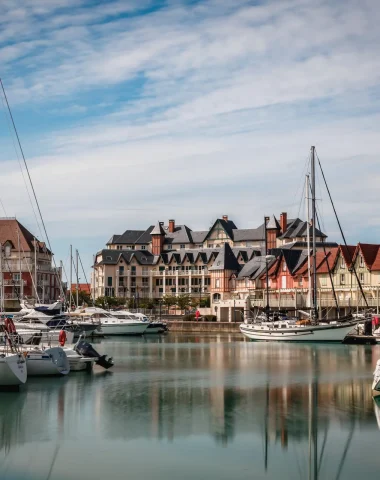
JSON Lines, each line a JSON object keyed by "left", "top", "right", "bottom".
{"left": 151, "top": 222, "right": 166, "bottom": 236}
{"left": 238, "top": 256, "right": 277, "bottom": 279}
{"left": 337, "top": 245, "right": 356, "bottom": 269}
{"left": 209, "top": 243, "right": 241, "bottom": 271}
{"left": 0, "top": 219, "right": 50, "bottom": 253}
{"left": 353, "top": 243, "right": 380, "bottom": 269}
{"left": 203, "top": 218, "right": 238, "bottom": 242}
{"left": 96, "top": 249, "right": 155, "bottom": 266}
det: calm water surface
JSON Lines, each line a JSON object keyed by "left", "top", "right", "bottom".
{"left": 1, "top": 334, "right": 380, "bottom": 480}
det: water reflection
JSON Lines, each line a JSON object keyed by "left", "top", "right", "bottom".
{"left": 0, "top": 335, "right": 379, "bottom": 480}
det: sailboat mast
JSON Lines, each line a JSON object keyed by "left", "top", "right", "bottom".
{"left": 69, "top": 244, "right": 73, "bottom": 310}
{"left": 311, "top": 146, "right": 318, "bottom": 320}
{"left": 76, "top": 249, "right": 79, "bottom": 307}
{"left": 306, "top": 175, "right": 312, "bottom": 309}
{"left": 0, "top": 243, "right": 3, "bottom": 312}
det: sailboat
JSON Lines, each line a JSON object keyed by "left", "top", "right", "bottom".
{"left": 240, "top": 146, "right": 359, "bottom": 342}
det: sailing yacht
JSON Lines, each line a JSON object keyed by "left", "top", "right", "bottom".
{"left": 240, "top": 146, "right": 359, "bottom": 342}
{"left": 0, "top": 352, "right": 27, "bottom": 388}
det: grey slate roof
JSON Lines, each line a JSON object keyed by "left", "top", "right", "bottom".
{"left": 238, "top": 256, "right": 276, "bottom": 279}
{"left": 163, "top": 224, "right": 193, "bottom": 244}
{"left": 135, "top": 226, "right": 154, "bottom": 244}
{"left": 96, "top": 249, "right": 156, "bottom": 266}
{"left": 209, "top": 243, "right": 241, "bottom": 271}
{"left": 107, "top": 230, "right": 145, "bottom": 245}
{"left": 279, "top": 218, "right": 326, "bottom": 240}
{"left": 266, "top": 215, "right": 281, "bottom": 230}
{"left": 232, "top": 227, "right": 265, "bottom": 242}
{"left": 191, "top": 230, "right": 209, "bottom": 243}
{"left": 151, "top": 222, "right": 166, "bottom": 236}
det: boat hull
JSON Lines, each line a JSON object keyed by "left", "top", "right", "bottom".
{"left": 26, "top": 347, "right": 70, "bottom": 376}
{"left": 0, "top": 354, "right": 27, "bottom": 387}
{"left": 240, "top": 321, "right": 357, "bottom": 342}
{"left": 373, "top": 360, "right": 380, "bottom": 397}
{"left": 99, "top": 323, "right": 148, "bottom": 335}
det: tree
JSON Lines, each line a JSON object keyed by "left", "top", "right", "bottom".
{"left": 162, "top": 295, "right": 177, "bottom": 308}
{"left": 95, "top": 296, "right": 125, "bottom": 309}
{"left": 200, "top": 297, "right": 210, "bottom": 308}
{"left": 77, "top": 290, "right": 91, "bottom": 306}
{"left": 139, "top": 298, "right": 155, "bottom": 309}
{"left": 176, "top": 294, "right": 191, "bottom": 311}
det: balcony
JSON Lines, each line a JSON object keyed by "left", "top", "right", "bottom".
{"left": 2, "top": 279, "right": 27, "bottom": 286}
{"left": 152, "top": 268, "right": 208, "bottom": 276}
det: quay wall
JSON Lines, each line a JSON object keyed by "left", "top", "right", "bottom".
{"left": 166, "top": 320, "right": 241, "bottom": 333}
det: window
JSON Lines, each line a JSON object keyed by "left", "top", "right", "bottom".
{"left": 321, "top": 276, "right": 327, "bottom": 286}
{"left": 340, "top": 274, "right": 345, "bottom": 285}
{"left": 204, "top": 278, "right": 211, "bottom": 286}
{"left": 245, "top": 278, "right": 249, "bottom": 287}
{"left": 360, "top": 256, "right": 364, "bottom": 267}
{"left": 299, "top": 277, "right": 303, "bottom": 286}
{"left": 215, "top": 278, "right": 220, "bottom": 288}
{"left": 341, "top": 258, "right": 345, "bottom": 269}
{"left": 131, "top": 266, "right": 136, "bottom": 275}
{"left": 141, "top": 246, "right": 146, "bottom": 250}
{"left": 107, "top": 276, "right": 112, "bottom": 287}
{"left": 119, "top": 266, "right": 124, "bottom": 275}
{"left": 281, "top": 276, "right": 286, "bottom": 289}
{"left": 180, "top": 244, "right": 185, "bottom": 249}
{"left": 282, "top": 262, "right": 287, "bottom": 272}
{"left": 360, "top": 272, "right": 365, "bottom": 283}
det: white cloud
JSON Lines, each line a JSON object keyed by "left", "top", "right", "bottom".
{"left": 0, "top": 0, "right": 379, "bottom": 271}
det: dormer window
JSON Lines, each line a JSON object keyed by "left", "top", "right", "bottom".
{"left": 4, "top": 244, "right": 11, "bottom": 257}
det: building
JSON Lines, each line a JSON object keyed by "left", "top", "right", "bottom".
{"left": 0, "top": 218, "right": 62, "bottom": 310}
{"left": 93, "top": 213, "right": 331, "bottom": 316}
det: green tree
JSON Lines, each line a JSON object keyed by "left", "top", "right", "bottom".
{"left": 95, "top": 296, "right": 125, "bottom": 308}
{"left": 162, "top": 295, "right": 177, "bottom": 308}
{"left": 77, "top": 290, "right": 91, "bottom": 306}
{"left": 176, "top": 294, "right": 191, "bottom": 311}
{"left": 200, "top": 297, "right": 210, "bottom": 308}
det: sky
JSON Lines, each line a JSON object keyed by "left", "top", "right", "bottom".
{"left": 0, "top": 0, "right": 380, "bottom": 279}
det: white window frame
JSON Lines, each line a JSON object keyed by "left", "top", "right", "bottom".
{"left": 215, "top": 278, "right": 220, "bottom": 288}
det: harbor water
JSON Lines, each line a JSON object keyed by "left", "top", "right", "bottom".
{"left": 1, "top": 334, "right": 380, "bottom": 480}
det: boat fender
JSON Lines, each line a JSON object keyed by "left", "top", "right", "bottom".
{"left": 4, "top": 317, "right": 16, "bottom": 334}
{"left": 59, "top": 330, "right": 67, "bottom": 346}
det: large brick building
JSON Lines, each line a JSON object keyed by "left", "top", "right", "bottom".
{"left": 0, "top": 218, "right": 62, "bottom": 310}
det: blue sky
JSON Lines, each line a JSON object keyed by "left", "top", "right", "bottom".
{"left": 0, "top": 0, "right": 380, "bottom": 279}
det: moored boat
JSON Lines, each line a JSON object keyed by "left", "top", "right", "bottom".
{"left": 372, "top": 359, "right": 380, "bottom": 397}
{"left": 0, "top": 353, "right": 27, "bottom": 389}
{"left": 240, "top": 318, "right": 358, "bottom": 342}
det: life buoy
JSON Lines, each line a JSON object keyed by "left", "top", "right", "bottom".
{"left": 4, "top": 318, "right": 16, "bottom": 334}
{"left": 59, "top": 330, "right": 67, "bottom": 346}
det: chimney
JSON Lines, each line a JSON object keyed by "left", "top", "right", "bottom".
{"left": 168, "top": 219, "right": 175, "bottom": 233}
{"left": 280, "top": 212, "right": 287, "bottom": 234}
{"left": 222, "top": 215, "right": 228, "bottom": 222}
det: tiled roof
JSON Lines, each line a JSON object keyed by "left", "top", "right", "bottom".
{"left": 354, "top": 243, "right": 380, "bottom": 269}
{"left": 0, "top": 219, "right": 49, "bottom": 253}
{"left": 163, "top": 224, "right": 193, "bottom": 244}
{"left": 339, "top": 245, "right": 356, "bottom": 268}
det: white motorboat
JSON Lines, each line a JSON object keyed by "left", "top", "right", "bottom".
{"left": 110, "top": 311, "right": 166, "bottom": 334}
{"left": 373, "top": 360, "right": 380, "bottom": 397}
{"left": 240, "top": 318, "right": 358, "bottom": 342}
{"left": 0, "top": 353, "right": 27, "bottom": 388}
{"left": 75, "top": 307, "right": 148, "bottom": 336}
{"left": 61, "top": 346, "right": 96, "bottom": 372}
